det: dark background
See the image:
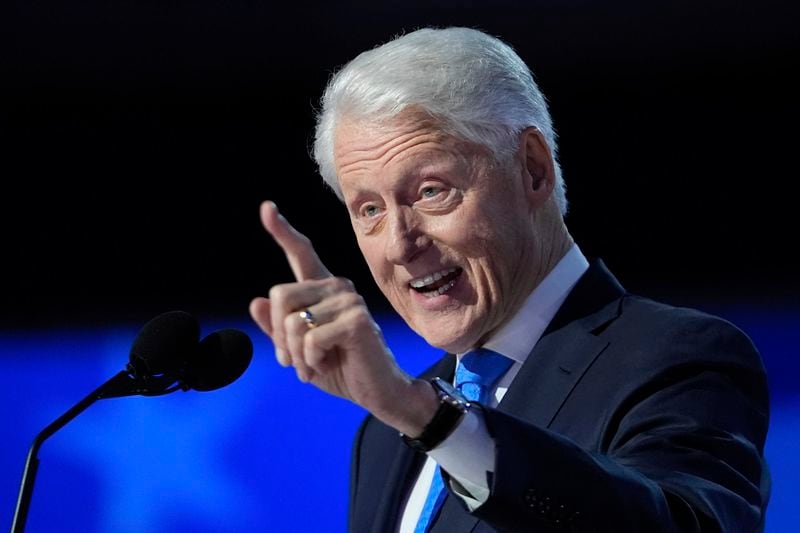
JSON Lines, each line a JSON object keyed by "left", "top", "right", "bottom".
{"left": 4, "top": 0, "right": 798, "bottom": 331}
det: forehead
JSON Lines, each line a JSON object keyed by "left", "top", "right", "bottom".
{"left": 333, "top": 111, "right": 488, "bottom": 184}
{"left": 335, "top": 112, "right": 443, "bottom": 160}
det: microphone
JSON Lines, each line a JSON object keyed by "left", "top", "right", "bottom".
{"left": 11, "top": 311, "right": 253, "bottom": 533}
{"left": 128, "top": 309, "right": 201, "bottom": 378}
{"left": 102, "top": 310, "right": 253, "bottom": 397}
{"left": 187, "top": 328, "right": 253, "bottom": 392}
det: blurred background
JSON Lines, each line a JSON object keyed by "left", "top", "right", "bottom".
{"left": 3, "top": 0, "right": 798, "bottom": 531}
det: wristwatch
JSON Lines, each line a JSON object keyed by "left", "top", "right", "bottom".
{"left": 401, "top": 377, "right": 471, "bottom": 452}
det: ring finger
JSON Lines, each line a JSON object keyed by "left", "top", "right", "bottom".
{"left": 284, "top": 304, "right": 333, "bottom": 381}
{"left": 284, "top": 293, "right": 356, "bottom": 379}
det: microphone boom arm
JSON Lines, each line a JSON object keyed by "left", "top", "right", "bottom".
{"left": 11, "top": 369, "right": 183, "bottom": 532}
{"left": 11, "top": 313, "right": 252, "bottom": 532}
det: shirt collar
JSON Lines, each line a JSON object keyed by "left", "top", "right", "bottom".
{"left": 464, "top": 244, "right": 590, "bottom": 365}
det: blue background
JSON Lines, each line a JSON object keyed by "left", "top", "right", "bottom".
{"left": 2, "top": 306, "right": 796, "bottom": 532}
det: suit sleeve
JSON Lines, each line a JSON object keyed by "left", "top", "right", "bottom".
{"left": 470, "top": 315, "right": 770, "bottom": 532}
{"left": 349, "top": 416, "right": 369, "bottom": 532}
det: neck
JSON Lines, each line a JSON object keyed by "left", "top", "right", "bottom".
{"left": 526, "top": 200, "right": 574, "bottom": 299}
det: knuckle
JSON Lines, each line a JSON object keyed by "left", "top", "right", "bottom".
{"left": 283, "top": 312, "right": 303, "bottom": 334}
{"left": 268, "top": 284, "right": 287, "bottom": 302}
{"left": 303, "top": 332, "right": 323, "bottom": 358}
{"left": 349, "top": 306, "right": 373, "bottom": 328}
{"left": 341, "top": 291, "right": 364, "bottom": 308}
{"left": 332, "top": 276, "right": 355, "bottom": 292}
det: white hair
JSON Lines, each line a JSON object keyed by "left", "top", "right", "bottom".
{"left": 313, "top": 26, "right": 567, "bottom": 215}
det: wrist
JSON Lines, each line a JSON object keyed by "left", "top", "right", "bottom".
{"left": 373, "top": 377, "right": 440, "bottom": 438}
{"left": 401, "top": 377, "right": 471, "bottom": 452}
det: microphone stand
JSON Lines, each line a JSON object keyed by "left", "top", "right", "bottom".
{"left": 11, "top": 368, "right": 185, "bottom": 533}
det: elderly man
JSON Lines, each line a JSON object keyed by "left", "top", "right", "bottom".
{"left": 250, "top": 27, "right": 769, "bottom": 532}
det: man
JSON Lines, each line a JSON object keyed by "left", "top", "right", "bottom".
{"left": 249, "top": 27, "right": 770, "bottom": 532}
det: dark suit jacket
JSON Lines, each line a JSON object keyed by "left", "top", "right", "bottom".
{"left": 348, "top": 261, "right": 770, "bottom": 532}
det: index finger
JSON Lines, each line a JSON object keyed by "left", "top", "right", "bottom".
{"left": 260, "top": 201, "right": 331, "bottom": 281}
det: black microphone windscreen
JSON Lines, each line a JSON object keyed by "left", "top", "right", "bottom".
{"left": 186, "top": 329, "right": 253, "bottom": 392}
{"left": 128, "top": 311, "right": 200, "bottom": 377}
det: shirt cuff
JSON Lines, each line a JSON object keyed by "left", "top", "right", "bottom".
{"left": 428, "top": 407, "right": 494, "bottom": 510}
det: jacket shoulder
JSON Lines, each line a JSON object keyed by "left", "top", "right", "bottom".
{"left": 614, "top": 294, "right": 764, "bottom": 370}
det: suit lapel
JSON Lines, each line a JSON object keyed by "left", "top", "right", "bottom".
{"left": 432, "top": 495, "right": 482, "bottom": 532}
{"left": 498, "top": 260, "right": 625, "bottom": 428}
{"left": 498, "top": 324, "right": 610, "bottom": 427}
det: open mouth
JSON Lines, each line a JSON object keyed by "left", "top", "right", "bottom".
{"left": 409, "top": 267, "right": 463, "bottom": 297}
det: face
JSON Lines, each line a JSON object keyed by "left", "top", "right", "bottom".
{"left": 334, "top": 112, "right": 547, "bottom": 353}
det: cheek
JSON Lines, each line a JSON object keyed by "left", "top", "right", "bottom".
{"left": 448, "top": 217, "right": 498, "bottom": 259}
{"left": 461, "top": 217, "right": 530, "bottom": 288}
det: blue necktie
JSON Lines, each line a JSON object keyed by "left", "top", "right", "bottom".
{"left": 413, "top": 348, "right": 513, "bottom": 533}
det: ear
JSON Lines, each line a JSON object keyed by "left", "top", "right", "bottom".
{"left": 518, "top": 127, "right": 556, "bottom": 208}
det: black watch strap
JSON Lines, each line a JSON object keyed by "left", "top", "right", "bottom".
{"left": 401, "top": 377, "right": 470, "bottom": 452}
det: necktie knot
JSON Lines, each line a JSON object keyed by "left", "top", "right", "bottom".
{"left": 455, "top": 348, "right": 513, "bottom": 404}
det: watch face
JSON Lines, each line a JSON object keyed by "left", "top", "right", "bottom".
{"left": 431, "top": 377, "right": 469, "bottom": 408}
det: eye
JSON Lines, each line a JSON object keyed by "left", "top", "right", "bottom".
{"left": 361, "top": 204, "right": 381, "bottom": 218}
{"left": 420, "top": 185, "right": 442, "bottom": 199}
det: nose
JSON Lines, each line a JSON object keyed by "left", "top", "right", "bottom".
{"left": 385, "top": 206, "right": 430, "bottom": 265}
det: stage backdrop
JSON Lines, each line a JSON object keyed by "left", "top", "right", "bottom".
{"left": 1, "top": 305, "right": 797, "bottom": 531}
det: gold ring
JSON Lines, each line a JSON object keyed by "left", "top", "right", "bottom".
{"left": 299, "top": 309, "right": 317, "bottom": 329}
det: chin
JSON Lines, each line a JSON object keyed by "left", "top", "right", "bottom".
{"left": 394, "top": 295, "right": 484, "bottom": 352}
{"left": 416, "top": 323, "right": 478, "bottom": 354}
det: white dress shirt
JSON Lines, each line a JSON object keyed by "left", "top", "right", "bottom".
{"left": 397, "top": 244, "right": 589, "bottom": 533}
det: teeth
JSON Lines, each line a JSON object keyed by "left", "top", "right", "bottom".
{"left": 437, "top": 280, "right": 455, "bottom": 294}
{"left": 424, "top": 280, "right": 456, "bottom": 298}
{"left": 409, "top": 268, "right": 458, "bottom": 288}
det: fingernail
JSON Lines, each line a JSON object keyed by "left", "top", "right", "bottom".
{"left": 269, "top": 201, "right": 285, "bottom": 222}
